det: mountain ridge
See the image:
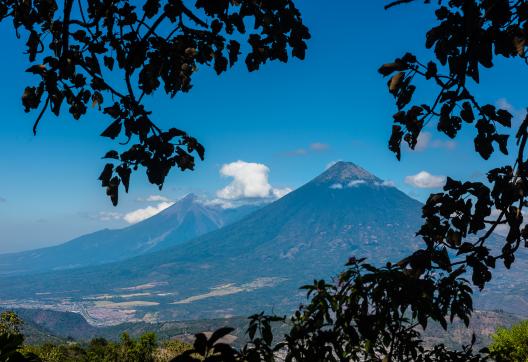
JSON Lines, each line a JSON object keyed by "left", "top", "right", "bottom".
{"left": 0, "top": 162, "right": 426, "bottom": 323}
{"left": 0, "top": 194, "right": 260, "bottom": 275}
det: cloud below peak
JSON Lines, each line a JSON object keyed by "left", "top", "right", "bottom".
{"left": 123, "top": 201, "right": 174, "bottom": 224}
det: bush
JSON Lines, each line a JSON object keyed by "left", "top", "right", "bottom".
{"left": 489, "top": 320, "right": 528, "bottom": 361}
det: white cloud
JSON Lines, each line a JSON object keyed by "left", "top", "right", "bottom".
{"left": 217, "top": 161, "right": 271, "bottom": 199}
{"left": 204, "top": 198, "right": 236, "bottom": 209}
{"left": 272, "top": 187, "right": 292, "bottom": 199}
{"left": 216, "top": 161, "right": 290, "bottom": 202}
{"left": 135, "top": 195, "right": 173, "bottom": 202}
{"left": 123, "top": 201, "right": 174, "bottom": 224}
{"left": 331, "top": 180, "right": 395, "bottom": 190}
{"left": 145, "top": 195, "right": 172, "bottom": 202}
{"left": 348, "top": 180, "right": 366, "bottom": 188}
{"left": 405, "top": 171, "right": 446, "bottom": 189}
{"left": 376, "top": 180, "right": 396, "bottom": 187}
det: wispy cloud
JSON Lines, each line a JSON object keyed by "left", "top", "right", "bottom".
{"left": 286, "top": 142, "right": 330, "bottom": 157}
{"left": 310, "top": 142, "right": 329, "bottom": 151}
{"left": 286, "top": 148, "right": 308, "bottom": 157}
{"left": 378, "top": 180, "right": 396, "bottom": 187}
{"left": 135, "top": 195, "right": 173, "bottom": 203}
{"left": 80, "top": 210, "right": 123, "bottom": 222}
{"left": 330, "top": 179, "right": 396, "bottom": 190}
{"left": 414, "top": 131, "right": 456, "bottom": 151}
{"left": 348, "top": 180, "right": 366, "bottom": 188}
{"left": 145, "top": 195, "right": 172, "bottom": 202}
{"left": 98, "top": 211, "right": 123, "bottom": 221}
{"left": 123, "top": 202, "right": 174, "bottom": 224}
{"left": 405, "top": 171, "right": 446, "bottom": 189}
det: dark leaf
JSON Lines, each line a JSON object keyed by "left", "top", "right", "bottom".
{"left": 208, "top": 327, "right": 235, "bottom": 347}
{"left": 101, "top": 120, "right": 122, "bottom": 140}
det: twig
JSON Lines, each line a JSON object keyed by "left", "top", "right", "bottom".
{"left": 385, "top": 0, "right": 416, "bottom": 10}
{"left": 33, "top": 97, "right": 50, "bottom": 135}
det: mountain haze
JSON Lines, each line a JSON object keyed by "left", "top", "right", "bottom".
{"left": 0, "top": 194, "right": 259, "bottom": 275}
{"left": 0, "top": 162, "right": 426, "bottom": 322}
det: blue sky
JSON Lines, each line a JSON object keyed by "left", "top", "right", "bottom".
{"left": 0, "top": 1, "right": 525, "bottom": 253}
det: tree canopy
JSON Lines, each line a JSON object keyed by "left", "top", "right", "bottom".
{"left": 379, "top": 0, "right": 528, "bottom": 335}
{"left": 488, "top": 320, "right": 528, "bottom": 361}
{"left": 0, "top": 0, "right": 310, "bottom": 205}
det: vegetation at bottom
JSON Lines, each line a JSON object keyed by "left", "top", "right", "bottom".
{"left": 20, "top": 334, "right": 194, "bottom": 362}
{"left": 488, "top": 320, "right": 528, "bottom": 361}
{"left": 1, "top": 309, "right": 193, "bottom": 362}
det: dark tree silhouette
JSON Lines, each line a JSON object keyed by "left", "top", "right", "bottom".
{"left": 5, "top": 1, "right": 528, "bottom": 361}
{"left": 380, "top": 0, "right": 528, "bottom": 332}
{"left": 0, "top": 0, "right": 310, "bottom": 205}
{"left": 178, "top": 1, "right": 528, "bottom": 360}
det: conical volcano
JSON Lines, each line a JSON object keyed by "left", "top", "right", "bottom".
{"left": 311, "top": 161, "right": 381, "bottom": 185}
{"left": 1, "top": 162, "right": 425, "bottom": 323}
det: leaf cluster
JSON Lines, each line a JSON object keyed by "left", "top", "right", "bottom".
{"left": 0, "top": 0, "right": 310, "bottom": 204}
{"left": 171, "top": 259, "right": 488, "bottom": 361}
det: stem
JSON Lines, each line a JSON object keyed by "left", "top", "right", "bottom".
{"left": 33, "top": 97, "right": 50, "bottom": 135}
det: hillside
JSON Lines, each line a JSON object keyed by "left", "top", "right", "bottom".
{"left": 11, "top": 307, "right": 523, "bottom": 351}
{"left": 0, "top": 194, "right": 259, "bottom": 276}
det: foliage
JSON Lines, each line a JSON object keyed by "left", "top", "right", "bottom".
{"left": 170, "top": 260, "right": 487, "bottom": 361}
{"left": 489, "top": 320, "right": 528, "bottom": 361}
{"left": 0, "top": 311, "right": 24, "bottom": 336}
{"left": 22, "top": 342, "right": 86, "bottom": 362}
{"left": 0, "top": 310, "right": 42, "bottom": 362}
{"left": 380, "top": 0, "right": 528, "bottom": 295}
{"left": 0, "top": 0, "right": 310, "bottom": 205}
{"left": 154, "top": 339, "right": 193, "bottom": 362}
{"left": 18, "top": 332, "right": 158, "bottom": 362}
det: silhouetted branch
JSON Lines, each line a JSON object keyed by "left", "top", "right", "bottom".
{"left": 32, "top": 97, "right": 49, "bottom": 136}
